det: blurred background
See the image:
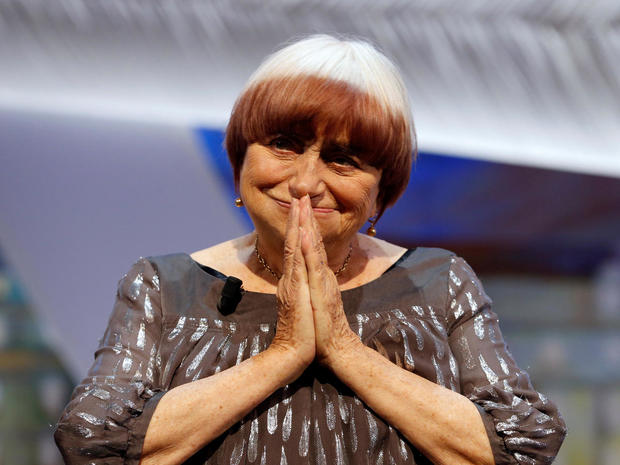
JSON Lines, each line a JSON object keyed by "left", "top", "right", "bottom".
{"left": 1, "top": 1, "right": 619, "bottom": 464}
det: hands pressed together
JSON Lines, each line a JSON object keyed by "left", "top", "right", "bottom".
{"left": 270, "top": 195, "right": 362, "bottom": 379}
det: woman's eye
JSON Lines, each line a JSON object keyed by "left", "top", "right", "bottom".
{"left": 330, "top": 156, "right": 360, "bottom": 168}
{"left": 269, "top": 136, "right": 298, "bottom": 152}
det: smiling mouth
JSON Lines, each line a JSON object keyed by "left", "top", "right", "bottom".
{"left": 273, "top": 198, "right": 336, "bottom": 213}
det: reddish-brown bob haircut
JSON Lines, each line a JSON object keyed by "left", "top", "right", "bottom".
{"left": 225, "top": 37, "right": 416, "bottom": 220}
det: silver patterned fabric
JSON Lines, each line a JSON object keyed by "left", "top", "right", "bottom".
{"left": 54, "top": 248, "right": 566, "bottom": 464}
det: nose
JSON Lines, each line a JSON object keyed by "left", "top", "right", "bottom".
{"left": 288, "top": 152, "right": 325, "bottom": 200}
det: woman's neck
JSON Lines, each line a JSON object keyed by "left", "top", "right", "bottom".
{"left": 190, "top": 233, "right": 406, "bottom": 293}
{"left": 253, "top": 231, "right": 359, "bottom": 280}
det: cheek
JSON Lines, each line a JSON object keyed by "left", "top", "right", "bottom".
{"left": 337, "top": 177, "right": 380, "bottom": 216}
{"left": 240, "top": 156, "right": 276, "bottom": 190}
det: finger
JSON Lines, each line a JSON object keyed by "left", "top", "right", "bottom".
{"left": 299, "top": 196, "right": 312, "bottom": 255}
{"left": 278, "top": 217, "right": 309, "bottom": 304}
{"left": 293, "top": 204, "right": 307, "bottom": 279}
{"left": 301, "top": 214, "right": 335, "bottom": 313}
{"left": 310, "top": 210, "right": 330, "bottom": 267}
{"left": 281, "top": 198, "right": 300, "bottom": 279}
{"left": 303, "top": 226, "right": 329, "bottom": 284}
{"left": 300, "top": 197, "right": 329, "bottom": 275}
{"left": 290, "top": 199, "right": 309, "bottom": 287}
{"left": 295, "top": 223, "right": 310, "bottom": 288}
{"left": 282, "top": 200, "right": 309, "bottom": 301}
{"left": 305, "top": 195, "right": 330, "bottom": 266}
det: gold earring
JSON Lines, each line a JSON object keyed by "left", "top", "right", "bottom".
{"left": 366, "top": 216, "right": 377, "bottom": 236}
{"left": 234, "top": 197, "right": 243, "bottom": 207}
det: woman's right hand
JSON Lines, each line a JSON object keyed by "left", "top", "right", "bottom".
{"left": 269, "top": 197, "right": 316, "bottom": 381}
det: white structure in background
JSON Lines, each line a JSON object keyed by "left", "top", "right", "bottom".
{"left": 0, "top": 0, "right": 618, "bottom": 176}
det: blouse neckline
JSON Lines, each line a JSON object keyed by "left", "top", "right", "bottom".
{"left": 184, "top": 248, "right": 417, "bottom": 297}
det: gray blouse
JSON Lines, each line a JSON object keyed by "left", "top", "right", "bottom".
{"left": 55, "top": 247, "right": 566, "bottom": 464}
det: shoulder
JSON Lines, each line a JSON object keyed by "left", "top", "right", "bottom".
{"left": 387, "top": 244, "right": 456, "bottom": 273}
{"left": 144, "top": 252, "right": 194, "bottom": 277}
{"left": 356, "top": 235, "right": 407, "bottom": 275}
{"left": 355, "top": 235, "right": 458, "bottom": 280}
{"left": 189, "top": 234, "right": 254, "bottom": 276}
{"left": 359, "top": 234, "right": 406, "bottom": 260}
{"left": 381, "top": 245, "right": 458, "bottom": 298}
{"left": 399, "top": 248, "right": 487, "bottom": 296}
{"left": 359, "top": 235, "right": 455, "bottom": 265}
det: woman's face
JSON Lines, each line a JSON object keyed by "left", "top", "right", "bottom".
{"left": 239, "top": 135, "right": 381, "bottom": 248}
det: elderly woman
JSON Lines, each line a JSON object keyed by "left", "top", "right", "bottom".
{"left": 55, "top": 35, "right": 565, "bottom": 465}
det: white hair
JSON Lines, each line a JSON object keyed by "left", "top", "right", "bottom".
{"left": 246, "top": 34, "right": 413, "bottom": 128}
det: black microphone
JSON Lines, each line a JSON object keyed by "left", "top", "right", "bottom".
{"left": 217, "top": 276, "right": 243, "bottom": 315}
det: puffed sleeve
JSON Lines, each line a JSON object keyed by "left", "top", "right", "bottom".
{"left": 446, "top": 256, "right": 566, "bottom": 465}
{"left": 55, "top": 257, "right": 165, "bottom": 464}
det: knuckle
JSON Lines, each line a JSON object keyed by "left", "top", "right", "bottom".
{"left": 277, "top": 285, "right": 291, "bottom": 301}
{"left": 277, "top": 280, "right": 299, "bottom": 305}
{"left": 283, "top": 244, "right": 295, "bottom": 258}
{"left": 292, "top": 256, "right": 302, "bottom": 269}
{"left": 312, "top": 240, "right": 323, "bottom": 254}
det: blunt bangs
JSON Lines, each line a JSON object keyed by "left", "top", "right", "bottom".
{"left": 226, "top": 75, "right": 414, "bottom": 214}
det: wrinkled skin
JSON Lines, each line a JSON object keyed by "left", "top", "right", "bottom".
{"left": 271, "top": 195, "right": 362, "bottom": 375}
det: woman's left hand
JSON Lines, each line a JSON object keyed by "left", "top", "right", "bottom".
{"left": 299, "top": 195, "right": 362, "bottom": 366}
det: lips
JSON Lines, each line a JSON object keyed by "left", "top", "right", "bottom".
{"left": 272, "top": 198, "right": 336, "bottom": 213}
{"left": 312, "top": 206, "right": 336, "bottom": 214}
{"left": 274, "top": 199, "right": 291, "bottom": 209}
